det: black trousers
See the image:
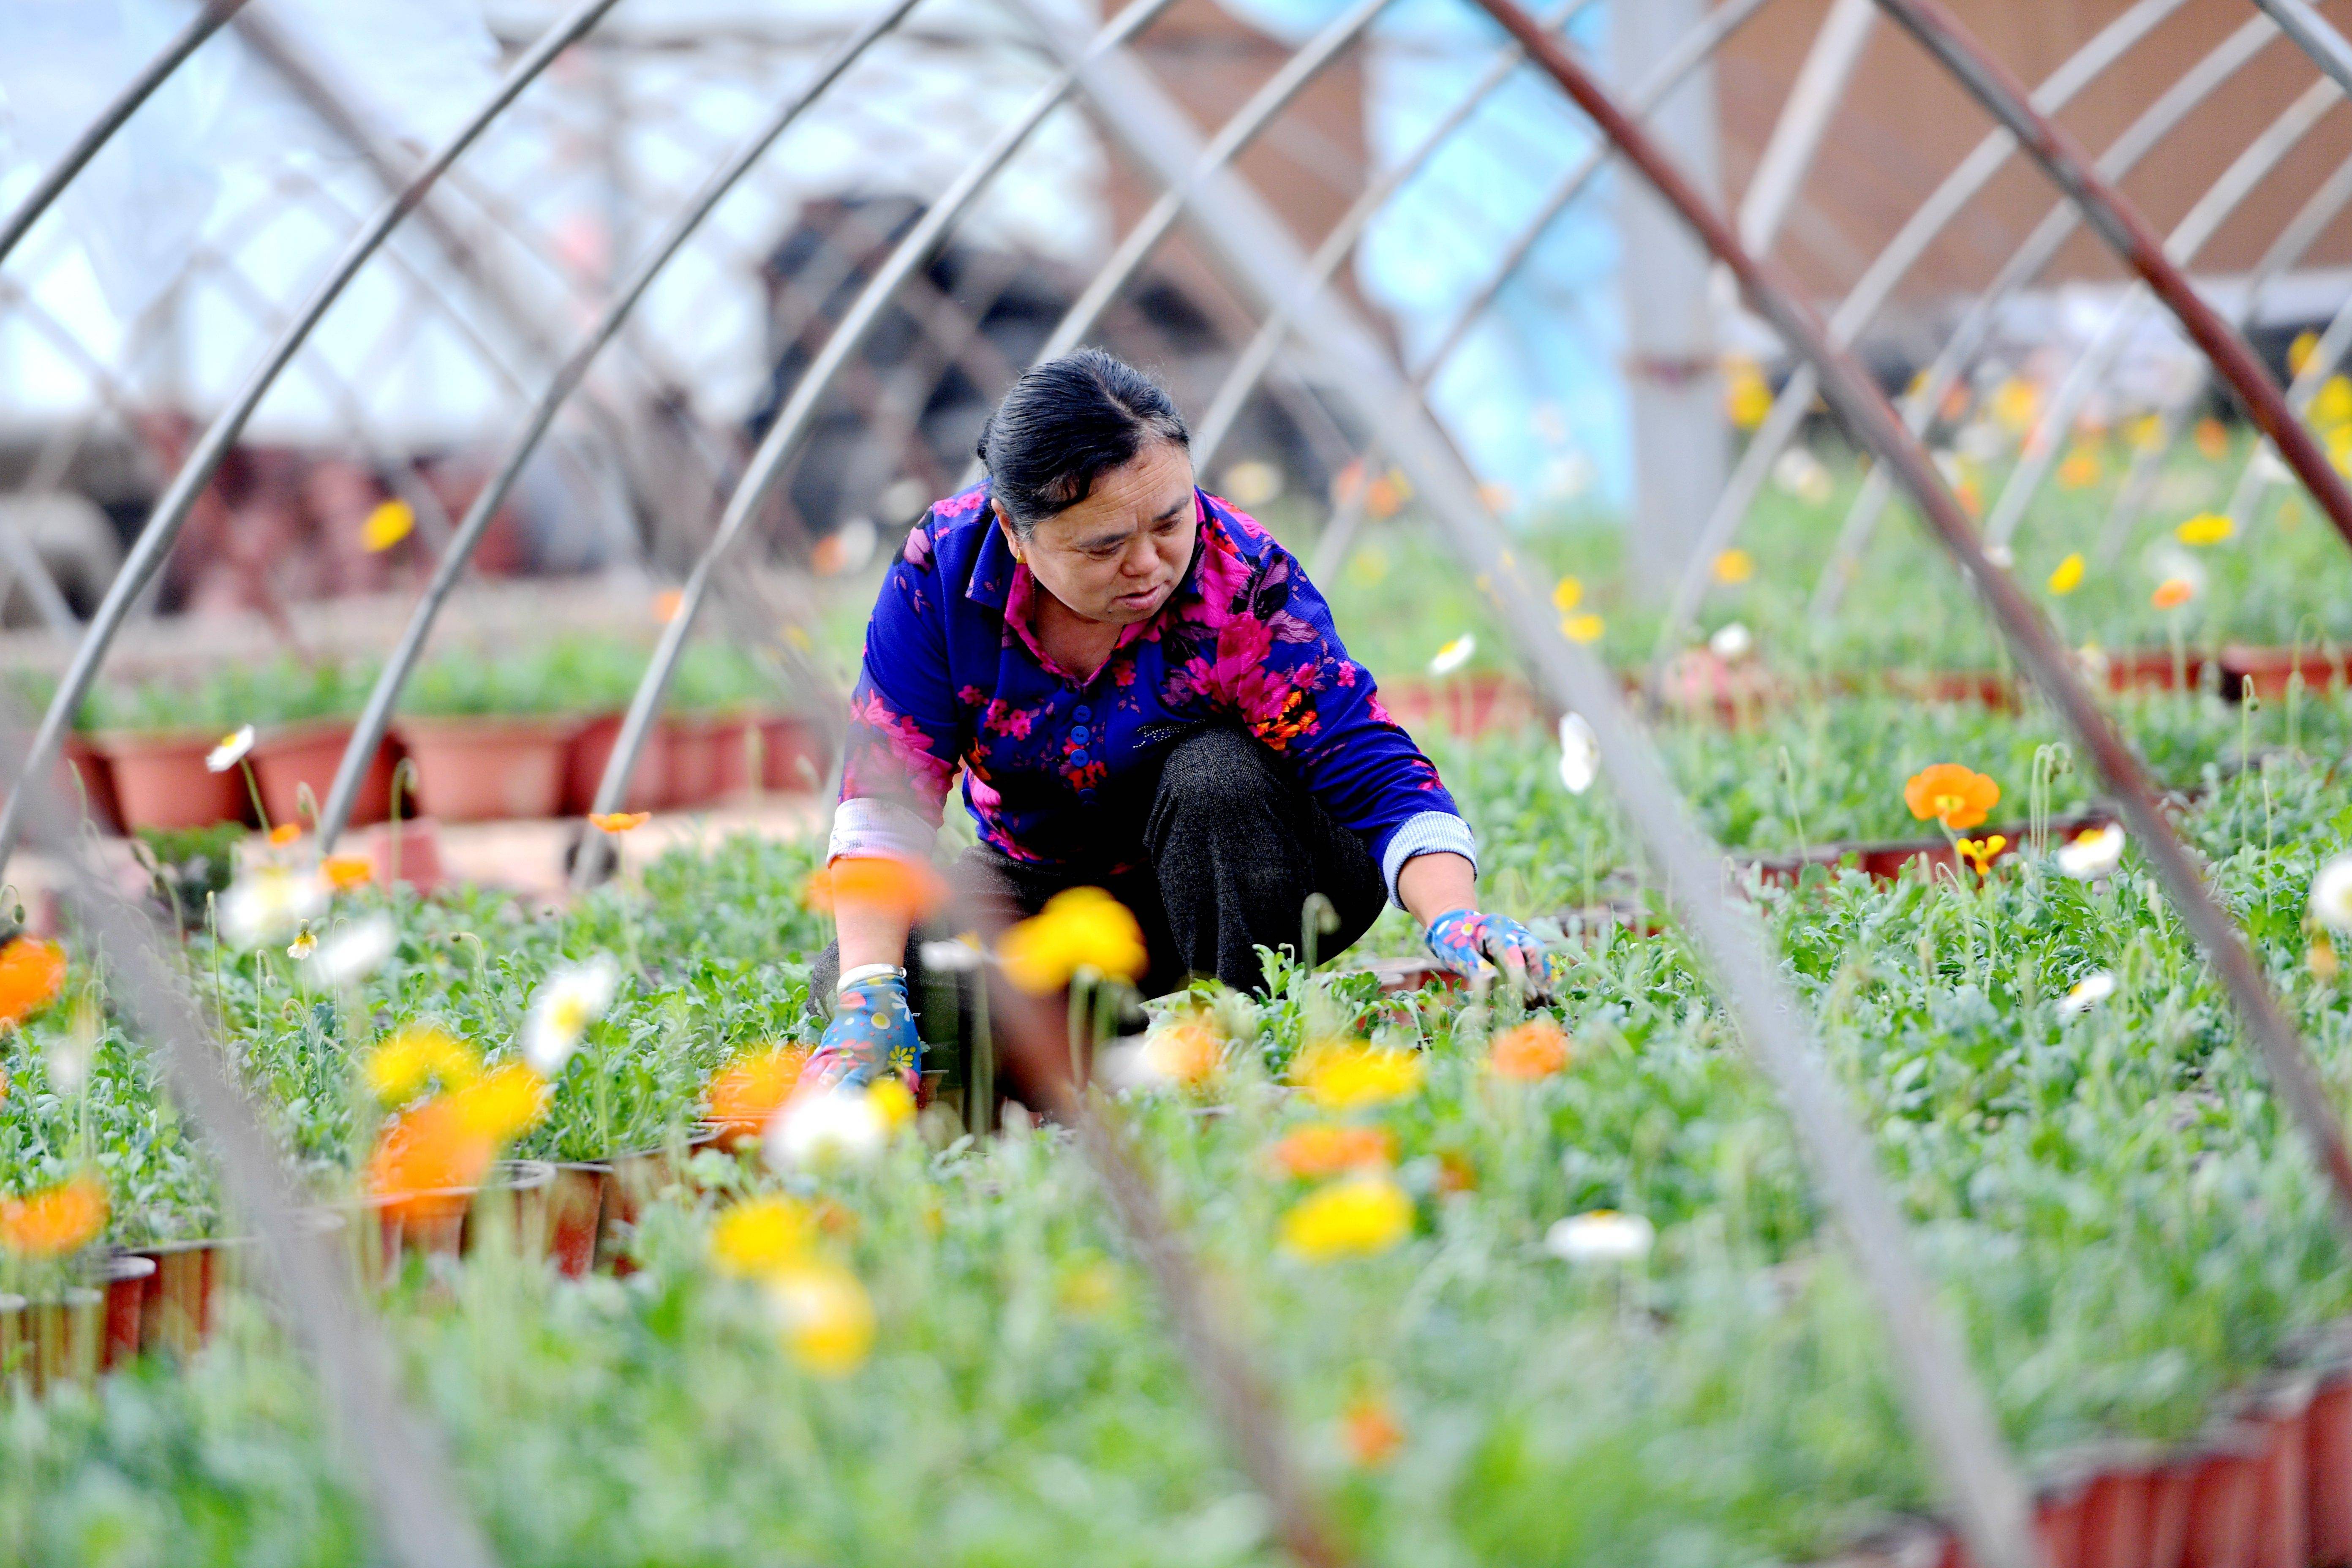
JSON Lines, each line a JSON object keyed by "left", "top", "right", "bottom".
{"left": 811, "top": 727, "right": 1389, "bottom": 1065}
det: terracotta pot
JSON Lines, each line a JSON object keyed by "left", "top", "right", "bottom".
{"left": 2036, "top": 1481, "right": 2091, "bottom": 1568}
{"left": 250, "top": 721, "right": 398, "bottom": 829}
{"left": 129, "top": 1236, "right": 252, "bottom": 1359}
{"left": 2246, "top": 1381, "right": 2312, "bottom": 1568}
{"left": 93, "top": 1253, "right": 155, "bottom": 1372}
{"left": 667, "top": 714, "right": 753, "bottom": 808}
{"left": 396, "top": 716, "right": 573, "bottom": 822}
{"left": 2100, "top": 648, "right": 2213, "bottom": 696}
{"left": 2075, "top": 1467, "right": 2153, "bottom": 1568}
{"left": 1745, "top": 811, "right": 2118, "bottom": 891}
{"left": 364, "top": 1159, "right": 556, "bottom": 1283}
{"left": 2217, "top": 645, "right": 2350, "bottom": 703}
{"left": 0, "top": 1294, "right": 24, "bottom": 1386}
{"left": 757, "top": 713, "right": 827, "bottom": 792}
{"left": 341, "top": 817, "right": 446, "bottom": 893}
{"left": 1880, "top": 670, "right": 2021, "bottom": 710}
{"left": 2306, "top": 1371, "right": 2352, "bottom": 1565}
{"left": 91, "top": 730, "right": 248, "bottom": 831}
{"left": 2146, "top": 1456, "right": 2197, "bottom": 1568}
{"left": 544, "top": 1162, "right": 610, "bottom": 1281}
{"left": 2182, "top": 1427, "right": 2268, "bottom": 1568}
{"left": 29, "top": 1285, "right": 105, "bottom": 1393}
{"left": 564, "top": 712, "right": 671, "bottom": 816}
{"left": 599, "top": 1130, "right": 713, "bottom": 1274}
{"left": 59, "top": 733, "right": 122, "bottom": 832}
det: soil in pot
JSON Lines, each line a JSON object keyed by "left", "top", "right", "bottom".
{"left": 396, "top": 716, "right": 573, "bottom": 822}
{"left": 251, "top": 721, "right": 398, "bottom": 828}
{"left": 565, "top": 713, "right": 672, "bottom": 816}
{"left": 93, "top": 731, "right": 248, "bottom": 831}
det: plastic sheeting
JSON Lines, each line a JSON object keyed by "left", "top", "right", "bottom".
{"left": 1217, "top": 0, "right": 1630, "bottom": 510}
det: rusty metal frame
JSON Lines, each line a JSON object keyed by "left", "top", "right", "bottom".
{"left": 1017, "top": 3, "right": 2053, "bottom": 1563}
{"left": 0, "top": 0, "right": 627, "bottom": 874}
{"left": 311, "top": 0, "right": 928, "bottom": 849}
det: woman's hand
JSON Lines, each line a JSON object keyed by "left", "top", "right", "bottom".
{"left": 800, "top": 968, "right": 923, "bottom": 1094}
{"left": 1422, "top": 908, "right": 1567, "bottom": 1004}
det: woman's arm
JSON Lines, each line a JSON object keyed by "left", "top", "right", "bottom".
{"left": 835, "top": 879, "right": 916, "bottom": 973}
{"left": 1395, "top": 851, "right": 1476, "bottom": 927}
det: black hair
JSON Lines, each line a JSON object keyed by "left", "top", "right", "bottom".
{"left": 975, "top": 348, "right": 1190, "bottom": 536}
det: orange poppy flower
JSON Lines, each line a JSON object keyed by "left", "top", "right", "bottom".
{"left": 802, "top": 857, "right": 947, "bottom": 923}
{"left": 1487, "top": 1019, "right": 1571, "bottom": 1080}
{"left": 0, "top": 1176, "right": 108, "bottom": 1257}
{"left": 1903, "top": 764, "right": 2001, "bottom": 831}
{"left": 590, "top": 811, "right": 651, "bottom": 834}
{"left": 1269, "top": 1123, "right": 1395, "bottom": 1179}
{"left": 704, "top": 1045, "right": 811, "bottom": 1135}
{"left": 1342, "top": 1391, "right": 1405, "bottom": 1467}
{"left": 0, "top": 937, "right": 67, "bottom": 1028}
{"left": 367, "top": 1098, "right": 494, "bottom": 1218}
{"left": 2151, "top": 577, "right": 2197, "bottom": 610}
{"left": 321, "top": 855, "right": 375, "bottom": 891}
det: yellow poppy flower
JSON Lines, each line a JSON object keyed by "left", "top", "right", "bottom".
{"left": 1292, "top": 1040, "right": 1424, "bottom": 1111}
{"left": 1281, "top": 1174, "right": 1413, "bottom": 1261}
{"left": 2046, "top": 553, "right": 2084, "bottom": 595}
{"left": 998, "top": 887, "right": 1148, "bottom": 995}
{"left": 360, "top": 499, "right": 415, "bottom": 553}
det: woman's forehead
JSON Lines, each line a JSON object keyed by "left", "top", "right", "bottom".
{"left": 1045, "top": 444, "right": 1194, "bottom": 541}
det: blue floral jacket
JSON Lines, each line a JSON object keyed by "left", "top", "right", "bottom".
{"left": 827, "top": 482, "right": 1474, "bottom": 901}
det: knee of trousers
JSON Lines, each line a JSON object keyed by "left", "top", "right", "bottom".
{"left": 1150, "top": 727, "right": 1288, "bottom": 837}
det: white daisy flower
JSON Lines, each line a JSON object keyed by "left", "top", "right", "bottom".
{"left": 2311, "top": 855, "right": 2352, "bottom": 934}
{"left": 218, "top": 867, "right": 328, "bottom": 950}
{"left": 1543, "top": 1210, "right": 1654, "bottom": 1264}
{"left": 306, "top": 915, "right": 396, "bottom": 990}
{"left": 2059, "top": 971, "right": 2116, "bottom": 1019}
{"left": 764, "top": 1088, "right": 889, "bottom": 1171}
{"left": 1557, "top": 713, "right": 1599, "bottom": 795}
{"left": 2055, "top": 823, "right": 2125, "bottom": 882}
{"left": 1427, "top": 634, "right": 1475, "bottom": 676}
{"left": 522, "top": 955, "right": 620, "bottom": 1078}
{"left": 205, "top": 725, "right": 256, "bottom": 773}
{"left": 1707, "top": 622, "right": 1753, "bottom": 662}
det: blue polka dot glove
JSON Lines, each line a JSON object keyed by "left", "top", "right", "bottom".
{"left": 802, "top": 967, "right": 922, "bottom": 1094}
{"left": 1423, "top": 908, "right": 1567, "bottom": 1003}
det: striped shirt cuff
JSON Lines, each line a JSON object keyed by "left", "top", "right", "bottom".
{"left": 1381, "top": 811, "right": 1477, "bottom": 908}
{"left": 827, "top": 796, "right": 938, "bottom": 866}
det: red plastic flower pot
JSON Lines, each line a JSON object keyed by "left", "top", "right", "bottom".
{"left": 130, "top": 1236, "right": 249, "bottom": 1360}
{"left": 544, "top": 1163, "right": 611, "bottom": 1280}
{"left": 2183, "top": 1426, "right": 2268, "bottom": 1568}
{"left": 365, "top": 1159, "right": 555, "bottom": 1283}
{"left": 2246, "top": 1380, "right": 2312, "bottom": 1568}
{"left": 93, "top": 1252, "right": 155, "bottom": 1372}
{"left": 92, "top": 730, "right": 248, "bottom": 831}
{"left": 2306, "top": 1370, "right": 2352, "bottom": 1565}
{"left": 28, "top": 1286, "right": 105, "bottom": 1394}
{"left": 341, "top": 816, "right": 446, "bottom": 894}
{"left": 757, "top": 713, "right": 827, "bottom": 792}
{"left": 396, "top": 716, "right": 574, "bottom": 822}
{"left": 2071, "top": 1452, "right": 2162, "bottom": 1568}
{"left": 58, "top": 733, "right": 122, "bottom": 832}
{"left": 665, "top": 715, "right": 749, "bottom": 809}
{"left": 2216, "top": 645, "right": 2351, "bottom": 703}
{"left": 564, "top": 713, "right": 672, "bottom": 817}
{"left": 250, "top": 721, "right": 398, "bottom": 829}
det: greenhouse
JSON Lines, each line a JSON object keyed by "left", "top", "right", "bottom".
{"left": 7, "top": 0, "right": 2352, "bottom": 1564}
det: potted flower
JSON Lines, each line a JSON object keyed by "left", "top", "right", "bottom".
{"left": 667, "top": 642, "right": 768, "bottom": 809}
{"left": 82, "top": 676, "right": 247, "bottom": 832}
{"left": 394, "top": 649, "right": 584, "bottom": 822}
{"left": 240, "top": 658, "right": 400, "bottom": 829}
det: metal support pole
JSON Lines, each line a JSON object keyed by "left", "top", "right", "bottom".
{"left": 1737, "top": 0, "right": 1873, "bottom": 254}
{"left": 0, "top": 0, "right": 624, "bottom": 876}
{"left": 1616, "top": 0, "right": 1731, "bottom": 595}
{"left": 1489, "top": 0, "right": 2352, "bottom": 1361}
{"left": 1979, "top": 74, "right": 2342, "bottom": 553}
{"left": 1869, "top": 0, "right": 2352, "bottom": 551}
{"left": 1010, "top": 3, "right": 2047, "bottom": 1563}
{"left": 2258, "top": 0, "right": 2352, "bottom": 100}
{"left": 1810, "top": 8, "right": 2275, "bottom": 618}
{"left": 0, "top": 698, "right": 498, "bottom": 1568}
{"left": 313, "top": 0, "right": 926, "bottom": 850}
{"left": 569, "top": 0, "right": 1183, "bottom": 890}
{"left": 1645, "top": 0, "right": 2192, "bottom": 660}
{"left": 0, "top": 0, "right": 251, "bottom": 269}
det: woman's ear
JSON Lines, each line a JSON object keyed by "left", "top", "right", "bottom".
{"left": 992, "top": 501, "right": 1024, "bottom": 562}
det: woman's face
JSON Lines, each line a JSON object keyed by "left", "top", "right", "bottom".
{"left": 996, "top": 440, "right": 1197, "bottom": 626}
